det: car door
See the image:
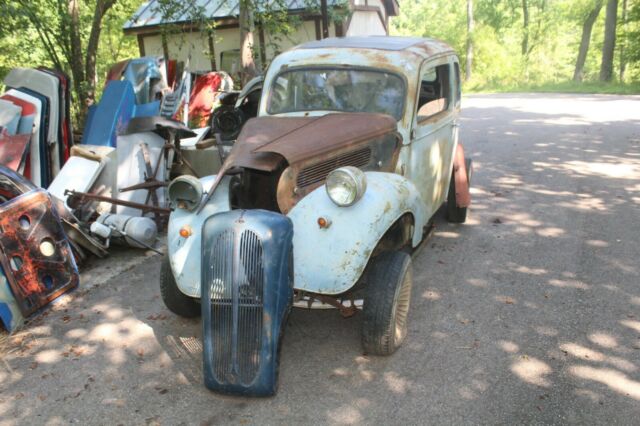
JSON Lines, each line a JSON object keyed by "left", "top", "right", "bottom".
{"left": 406, "top": 56, "right": 458, "bottom": 217}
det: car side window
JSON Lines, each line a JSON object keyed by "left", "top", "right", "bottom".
{"left": 416, "top": 63, "right": 452, "bottom": 122}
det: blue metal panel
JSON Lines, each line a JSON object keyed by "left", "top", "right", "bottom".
{"left": 287, "top": 172, "right": 428, "bottom": 295}
{"left": 201, "top": 209, "right": 293, "bottom": 396}
{"left": 0, "top": 265, "right": 24, "bottom": 333}
{"left": 122, "top": 58, "right": 163, "bottom": 105}
{"left": 80, "top": 81, "right": 159, "bottom": 147}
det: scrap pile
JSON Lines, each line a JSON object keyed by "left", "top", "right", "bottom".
{"left": 0, "top": 68, "right": 73, "bottom": 186}
{"left": 0, "top": 58, "right": 243, "bottom": 334}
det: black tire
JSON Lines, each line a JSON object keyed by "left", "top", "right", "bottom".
{"left": 362, "top": 251, "right": 413, "bottom": 356}
{"left": 447, "top": 158, "right": 472, "bottom": 223}
{"left": 160, "top": 253, "right": 200, "bottom": 318}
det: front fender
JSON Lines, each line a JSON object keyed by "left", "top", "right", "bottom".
{"left": 167, "top": 175, "right": 231, "bottom": 297}
{"left": 287, "top": 172, "right": 427, "bottom": 295}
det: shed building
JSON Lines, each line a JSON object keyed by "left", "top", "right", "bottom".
{"left": 124, "top": 0, "right": 400, "bottom": 74}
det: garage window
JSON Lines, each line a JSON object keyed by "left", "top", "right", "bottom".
{"left": 416, "top": 64, "right": 452, "bottom": 122}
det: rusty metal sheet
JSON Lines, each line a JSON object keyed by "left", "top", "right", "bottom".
{"left": 230, "top": 113, "right": 397, "bottom": 171}
{"left": 254, "top": 113, "right": 397, "bottom": 162}
{"left": 276, "top": 133, "right": 400, "bottom": 213}
{"left": 0, "top": 189, "right": 78, "bottom": 316}
{"left": 198, "top": 113, "right": 398, "bottom": 212}
{"left": 453, "top": 143, "right": 471, "bottom": 208}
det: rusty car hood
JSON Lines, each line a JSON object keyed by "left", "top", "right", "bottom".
{"left": 225, "top": 113, "right": 397, "bottom": 171}
{"left": 198, "top": 113, "right": 398, "bottom": 212}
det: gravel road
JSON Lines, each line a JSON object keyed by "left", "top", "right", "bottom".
{"left": 1, "top": 93, "right": 639, "bottom": 425}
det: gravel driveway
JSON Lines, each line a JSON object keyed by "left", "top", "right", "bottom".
{"left": 1, "top": 94, "right": 639, "bottom": 425}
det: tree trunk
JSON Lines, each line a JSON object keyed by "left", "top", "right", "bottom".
{"left": 239, "top": 0, "right": 262, "bottom": 86}
{"left": 522, "top": 0, "right": 530, "bottom": 56}
{"left": 465, "top": 0, "right": 474, "bottom": 82}
{"left": 573, "top": 0, "right": 604, "bottom": 82}
{"left": 85, "top": 0, "right": 117, "bottom": 111}
{"left": 600, "top": 0, "right": 619, "bottom": 81}
{"left": 619, "top": 0, "right": 628, "bottom": 81}
{"left": 68, "top": 0, "right": 85, "bottom": 109}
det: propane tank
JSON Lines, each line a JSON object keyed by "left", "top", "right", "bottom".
{"left": 96, "top": 213, "right": 157, "bottom": 249}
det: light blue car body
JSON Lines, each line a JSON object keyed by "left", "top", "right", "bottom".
{"left": 168, "top": 37, "right": 461, "bottom": 297}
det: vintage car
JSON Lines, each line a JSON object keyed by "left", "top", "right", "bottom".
{"left": 162, "top": 36, "right": 472, "bottom": 396}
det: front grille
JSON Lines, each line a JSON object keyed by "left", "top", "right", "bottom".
{"left": 209, "top": 230, "right": 264, "bottom": 385}
{"left": 296, "top": 147, "right": 372, "bottom": 188}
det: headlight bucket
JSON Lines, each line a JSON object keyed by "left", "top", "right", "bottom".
{"left": 168, "top": 175, "right": 204, "bottom": 211}
{"left": 325, "top": 166, "right": 367, "bottom": 207}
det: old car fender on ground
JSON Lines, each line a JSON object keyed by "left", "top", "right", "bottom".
{"left": 287, "top": 172, "right": 428, "bottom": 295}
{"left": 167, "top": 175, "right": 231, "bottom": 297}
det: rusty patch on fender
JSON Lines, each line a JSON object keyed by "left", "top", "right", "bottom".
{"left": 453, "top": 144, "right": 471, "bottom": 208}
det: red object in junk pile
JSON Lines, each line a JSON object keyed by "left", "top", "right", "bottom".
{"left": 174, "top": 72, "right": 224, "bottom": 128}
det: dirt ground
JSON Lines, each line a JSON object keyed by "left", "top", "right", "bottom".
{"left": 1, "top": 94, "right": 639, "bottom": 425}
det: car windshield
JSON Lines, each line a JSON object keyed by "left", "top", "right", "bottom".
{"left": 267, "top": 68, "right": 405, "bottom": 119}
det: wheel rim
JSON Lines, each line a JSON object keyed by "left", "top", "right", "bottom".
{"left": 393, "top": 267, "right": 412, "bottom": 344}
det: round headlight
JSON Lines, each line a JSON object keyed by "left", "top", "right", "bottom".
{"left": 325, "top": 166, "right": 367, "bottom": 207}
{"left": 168, "top": 175, "right": 203, "bottom": 211}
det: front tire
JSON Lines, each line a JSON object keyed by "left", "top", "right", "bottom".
{"left": 160, "top": 253, "right": 200, "bottom": 318}
{"left": 362, "top": 251, "right": 413, "bottom": 356}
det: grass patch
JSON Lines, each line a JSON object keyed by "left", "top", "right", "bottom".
{"left": 466, "top": 80, "right": 640, "bottom": 95}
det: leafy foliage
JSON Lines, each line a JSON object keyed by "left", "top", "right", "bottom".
{"left": 392, "top": 0, "right": 640, "bottom": 90}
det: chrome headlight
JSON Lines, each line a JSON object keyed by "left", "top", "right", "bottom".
{"left": 168, "top": 175, "right": 203, "bottom": 211}
{"left": 325, "top": 166, "right": 367, "bottom": 207}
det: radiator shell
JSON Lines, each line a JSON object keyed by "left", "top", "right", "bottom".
{"left": 201, "top": 209, "right": 293, "bottom": 396}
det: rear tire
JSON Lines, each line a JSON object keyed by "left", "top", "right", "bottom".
{"left": 362, "top": 251, "right": 413, "bottom": 356}
{"left": 160, "top": 253, "right": 200, "bottom": 318}
{"left": 447, "top": 158, "right": 472, "bottom": 223}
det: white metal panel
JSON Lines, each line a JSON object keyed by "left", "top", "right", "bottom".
{"left": 48, "top": 156, "right": 104, "bottom": 208}
{"left": 115, "top": 132, "right": 166, "bottom": 216}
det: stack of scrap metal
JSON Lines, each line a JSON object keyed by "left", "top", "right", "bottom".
{"left": 47, "top": 59, "right": 200, "bottom": 262}
{"left": 1, "top": 68, "right": 73, "bottom": 187}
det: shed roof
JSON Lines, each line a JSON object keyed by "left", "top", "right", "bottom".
{"left": 124, "top": 0, "right": 350, "bottom": 32}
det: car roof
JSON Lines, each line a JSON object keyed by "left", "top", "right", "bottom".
{"left": 295, "top": 36, "right": 455, "bottom": 59}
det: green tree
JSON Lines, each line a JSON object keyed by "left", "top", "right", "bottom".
{"left": 0, "top": 0, "right": 141, "bottom": 125}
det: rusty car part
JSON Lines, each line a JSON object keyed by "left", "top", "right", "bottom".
{"left": 293, "top": 292, "right": 360, "bottom": 318}
{"left": 231, "top": 113, "right": 397, "bottom": 171}
{"left": 316, "top": 295, "right": 359, "bottom": 318}
{"left": 276, "top": 132, "right": 400, "bottom": 213}
{"left": 64, "top": 190, "right": 171, "bottom": 215}
{"left": 0, "top": 189, "right": 79, "bottom": 316}
{"left": 198, "top": 113, "right": 398, "bottom": 213}
{"left": 452, "top": 143, "right": 471, "bottom": 208}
